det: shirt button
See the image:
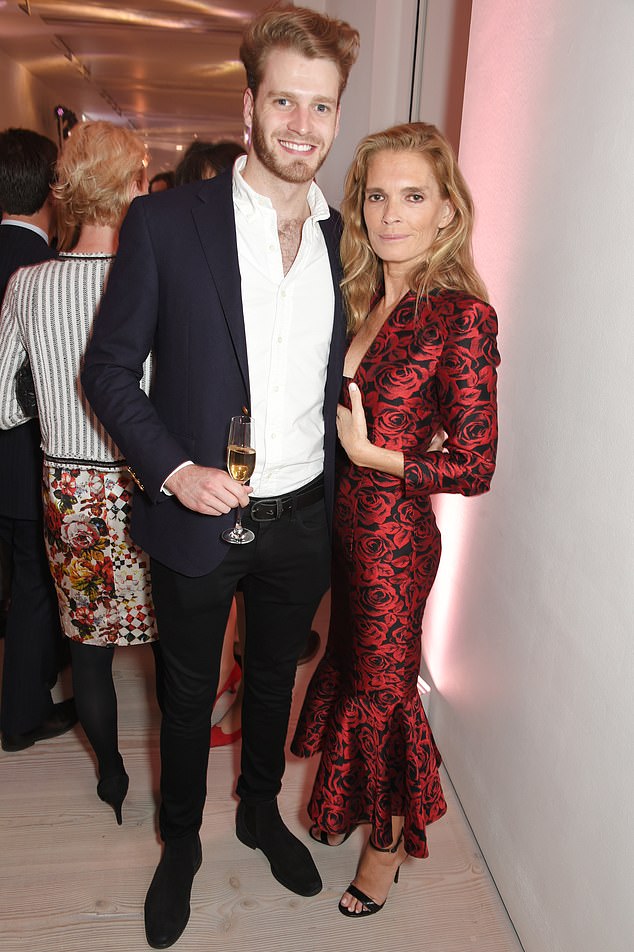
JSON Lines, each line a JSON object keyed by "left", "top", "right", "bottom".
{"left": 281, "top": 290, "right": 287, "bottom": 298}
{"left": 277, "top": 336, "right": 283, "bottom": 343}
{"left": 273, "top": 385, "right": 279, "bottom": 392}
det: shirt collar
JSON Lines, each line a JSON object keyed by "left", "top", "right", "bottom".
{"left": 232, "top": 153, "right": 330, "bottom": 222}
{"left": 1, "top": 219, "right": 49, "bottom": 244}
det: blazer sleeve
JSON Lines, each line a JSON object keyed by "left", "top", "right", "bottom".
{"left": 0, "top": 274, "right": 30, "bottom": 430}
{"left": 82, "top": 197, "right": 189, "bottom": 501}
{"left": 403, "top": 298, "right": 500, "bottom": 497}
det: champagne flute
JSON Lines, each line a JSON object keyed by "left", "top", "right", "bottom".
{"left": 221, "top": 415, "right": 255, "bottom": 544}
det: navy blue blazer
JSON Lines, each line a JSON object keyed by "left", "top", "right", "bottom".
{"left": 0, "top": 225, "right": 55, "bottom": 521}
{"left": 82, "top": 170, "right": 346, "bottom": 577}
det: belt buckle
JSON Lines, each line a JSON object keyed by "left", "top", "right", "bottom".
{"left": 250, "top": 497, "right": 283, "bottom": 522}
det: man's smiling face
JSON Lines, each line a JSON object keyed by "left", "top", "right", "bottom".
{"left": 243, "top": 47, "right": 341, "bottom": 186}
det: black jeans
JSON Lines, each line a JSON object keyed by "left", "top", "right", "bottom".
{"left": 0, "top": 515, "right": 60, "bottom": 734}
{"left": 150, "top": 496, "right": 330, "bottom": 841}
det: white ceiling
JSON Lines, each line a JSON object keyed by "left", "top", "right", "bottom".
{"left": 0, "top": 0, "right": 275, "bottom": 171}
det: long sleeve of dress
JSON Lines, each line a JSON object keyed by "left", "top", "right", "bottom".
{"left": 0, "top": 273, "right": 30, "bottom": 430}
{"left": 403, "top": 296, "right": 500, "bottom": 498}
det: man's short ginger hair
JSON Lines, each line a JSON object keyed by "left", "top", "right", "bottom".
{"left": 239, "top": 4, "right": 359, "bottom": 100}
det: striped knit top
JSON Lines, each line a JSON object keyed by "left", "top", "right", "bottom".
{"left": 0, "top": 253, "right": 151, "bottom": 464}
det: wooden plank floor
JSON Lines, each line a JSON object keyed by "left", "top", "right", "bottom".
{"left": 0, "top": 611, "right": 523, "bottom": 952}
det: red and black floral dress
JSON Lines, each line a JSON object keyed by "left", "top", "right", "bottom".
{"left": 291, "top": 289, "right": 500, "bottom": 858}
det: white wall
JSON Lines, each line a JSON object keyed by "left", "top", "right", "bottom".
{"left": 423, "top": 1, "right": 634, "bottom": 950}
{"left": 415, "top": 0, "right": 472, "bottom": 153}
{"left": 0, "top": 47, "right": 56, "bottom": 139}
{"left": 309, "top": 0, "right": 473, "bottom": 203}
{"left": 306, "top": 0, "right": 419, "bottom": 206}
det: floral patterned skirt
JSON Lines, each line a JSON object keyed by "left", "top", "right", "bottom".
{"left": 42, "top": 459, "right": 156, "bottom": 647}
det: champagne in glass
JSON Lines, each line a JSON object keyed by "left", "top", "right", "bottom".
{"left": 222, "top": 415, "right": 255, "bottom": 544}
{"left": 227, "top": 445, "right": 256, "bottom": 484}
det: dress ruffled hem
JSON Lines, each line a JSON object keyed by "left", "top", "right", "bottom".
{"left": 292, "top": 656, "right": 446, "bottom": 859}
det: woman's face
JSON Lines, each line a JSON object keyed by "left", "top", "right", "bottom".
{"left": 363, "top": 149, "right": 454, "bottom": 270}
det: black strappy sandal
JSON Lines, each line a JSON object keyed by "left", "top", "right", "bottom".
{"left": 309, "top": 824, "right": 354, "bottom": 847}
{"left": 338, "top": 831, "right": 404, "bottom": 917}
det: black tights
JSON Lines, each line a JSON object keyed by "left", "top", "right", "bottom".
{"left": 69, "top": 640, "right": 163, "bottom": 781}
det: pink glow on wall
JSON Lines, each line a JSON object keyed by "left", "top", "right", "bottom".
{"left": 421, "top": 0, "right": 544, "bottom": 706}
{"left": 422, "top": 495, "right": 473, "bottom": 698}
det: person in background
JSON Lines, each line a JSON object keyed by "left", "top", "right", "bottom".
{"left": 81, "top": 6, "right": 360, "bottom": 947}
{"left": 292, "top": 122, "right": 500, "bottom": 917}
{"left": 0, "top": 127, "right": 76, "bottom": 753}
{"left": 0, "top": 121, "right": 157, "bottom": 824}
{"left": 148, "top": 170, "right": 175, "bottom": 193}
{"left": 174, "top": 138, "right": 245, "bottom": 186}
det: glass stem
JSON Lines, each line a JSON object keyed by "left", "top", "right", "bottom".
{"left": 234, "top": 504, "right": 243, "bottom": 532}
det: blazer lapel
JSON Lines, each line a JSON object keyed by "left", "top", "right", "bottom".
{"left": 191, "top": 173, "right": 250, "bottom": 398}
{"left": 319, "top": 211, "right": 347, "bottom": 398}
{"left": 190, "top": 185, "right": 344, "bottom": 413}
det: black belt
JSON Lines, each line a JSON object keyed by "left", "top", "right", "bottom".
{"left": 249, "top": 475, "right": 324, "bottom": 522}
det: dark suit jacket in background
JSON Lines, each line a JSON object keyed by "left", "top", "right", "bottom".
{"left": 0, "top": 225, "right": 55, "bottom": 520}
{"left": 83, "top": 170, "right": 346, "bottom": 577}
{"left": 0, "top": 222, "right": 61, "bottom": 735}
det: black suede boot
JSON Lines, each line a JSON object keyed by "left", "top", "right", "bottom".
{"left": 236, "top": 798, "right": 322, "bottom": 896}
{"left": 144, "top": 833, "right": 202, "bottom": 949}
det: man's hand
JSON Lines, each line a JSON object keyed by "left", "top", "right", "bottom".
{"left": 165, "top": 465, "right": 252, "bottom": 515}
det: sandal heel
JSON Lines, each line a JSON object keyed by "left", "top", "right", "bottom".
{"left": 339, "top": 830, "right": 404, "bottom": 918}
{"left": 309, "top": 824, "right": 354, "bottom": 847}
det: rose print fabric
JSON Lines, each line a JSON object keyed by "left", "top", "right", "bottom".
{"left": 43, "top": 461, "right": 156, "bottom": 647}
{"left": 291, "top": 290, "right": 499, "bottom": 858}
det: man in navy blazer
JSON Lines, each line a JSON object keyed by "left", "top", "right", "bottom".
{"left": 0, "top": 128, "right": 76, "bottom": 752}
{"left": 83, "top": 7, "right": 359, "bottom": 948}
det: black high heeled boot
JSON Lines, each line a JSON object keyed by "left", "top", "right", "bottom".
{"left": 97, "top": 771, "right": 129, "bottom": 825}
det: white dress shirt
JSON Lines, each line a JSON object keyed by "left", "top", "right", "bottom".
{"left": 233, "top": 155, "right": 335, "bottom": 497}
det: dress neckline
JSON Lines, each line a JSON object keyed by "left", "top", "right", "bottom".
{"left": 344, "top": 289, "right": 413, "bottom": 380}
{"left": 59, "top": 252, "right": 115, "bottom": 259}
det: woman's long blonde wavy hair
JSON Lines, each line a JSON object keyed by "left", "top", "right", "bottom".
{"left": 340, "top": 122, "right": 487, "bottom": 333}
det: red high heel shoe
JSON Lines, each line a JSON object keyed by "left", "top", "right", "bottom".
{"left": 210, "top": 722, "right": 242, "bottom": 747}
{"left": 211, "top": 662, "right": 242, "bottom": 747}
{"left": 214, "top": 661, "right": 241, "bottom": 703}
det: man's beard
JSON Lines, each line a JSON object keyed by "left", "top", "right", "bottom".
{"left": 250, "top": 110, "right": 327, "bottom": 185}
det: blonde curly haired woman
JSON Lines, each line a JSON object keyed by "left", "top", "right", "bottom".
{"left": 0, "top": 121, "right": 157, "bottom": 825}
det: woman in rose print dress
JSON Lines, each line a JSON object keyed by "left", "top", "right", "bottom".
{"left": 292, "top": 122, "right": 499, "bottom": 916}
{"left": 0, "top": 122, "right": 156, "bottom": 825}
